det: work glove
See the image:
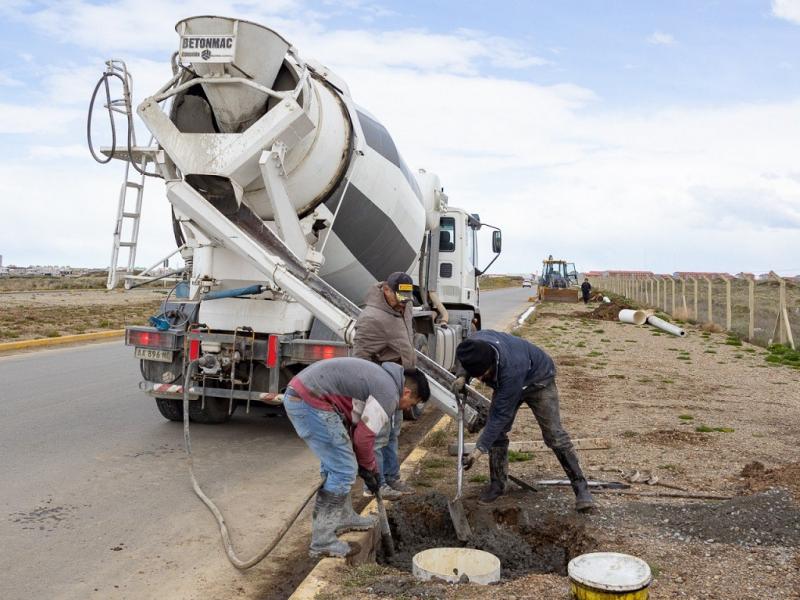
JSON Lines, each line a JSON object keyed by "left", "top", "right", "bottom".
{"left": 450, "top": 376, "right": 467, "bottom": 395}
{"left": 461, "top": 447, "right": 483, "bottom": 471}
{"left": 358, "top": 466, "right": 381, "bottom": 494}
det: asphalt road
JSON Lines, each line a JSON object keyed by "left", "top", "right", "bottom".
{"left": 0, "top": 286, "right": 533, "bottom": 600}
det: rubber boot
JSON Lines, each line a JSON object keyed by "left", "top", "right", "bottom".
{"left": 337, "top": 492, "right": 376, "bottom": 534}
{"left": 479, "top": 445, "right": 509, "bottom": 504}
{"left": 309, "top": 489, "right": 351, "bottom": 557}
{"left": 553, "top": 447, "right": 595, "bottom": 513}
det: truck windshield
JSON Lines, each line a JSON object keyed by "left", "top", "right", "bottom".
{"left": 439, "top": 217, "right": 455, "bottom": 253}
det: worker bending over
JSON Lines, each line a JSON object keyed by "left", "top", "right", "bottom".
{"left": 453, "top": 330, "right": 595, "bottom": 512}
{"left": 285, "top": 357, "right": 430, "bottom": 557}
{"left": 353, "top": 271, "right": 417, "bottom": 499}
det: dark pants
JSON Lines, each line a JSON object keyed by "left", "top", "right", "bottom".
{"left": 582, "top": 293, "right": 590, "bottom": 304}
{"left": 489, "top": 379, "right": 574, "bottom": 452}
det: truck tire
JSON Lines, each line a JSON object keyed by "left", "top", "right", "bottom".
{"left": 155, "top": 398, "right": 183, "bottom": 422}
{"left": 188, "top": 397, "right": 235, "bottom": 424}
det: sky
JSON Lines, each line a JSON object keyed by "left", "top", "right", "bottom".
{"left": 0, "top": 0, "right": 799, "bottom": 275}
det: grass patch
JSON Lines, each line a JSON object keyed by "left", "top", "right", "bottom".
{"left": 422, "top": 428, "right": 449, "bottom": 449}
{"left": 575, "top": 341, "right": 586, "bottom": 348}
{"left": 695, "top": 425, "right": 735, "bottom": 433}
{"left": 508, "top": 450, "right": 533, "bottom": 462}
{"left": 469, "top": 474, "right": 489, "bottom": 483}
{"left": 678, "top": 414, "right": 694, "bottom": 420}
{"left": 704, "top": 349, "right": 717, "bottom": 354}
{"left": 587, "top": 351, "right": 603, "bottom": 357}
{"left": 593, "top": 329, "right": 605, "bottom": 334}
{"left": 44, "top": 330, "right": 61, "bottom": 338}
{"left": 621, "top": 430, "right": 637, "bottom": 438}
{"left": 764, "top": 344, "right": 800, "bottom": 369}
{"left": 600, "top": 338, "right": 611, "bottom": 342}
{"left": 608, "top": 374, "right": 626, "bottom": 379}
{"left": 342, "top": 564, "right": 391, "bottom": 589}
{"left": 724, "top": 334, "right": 743, "bottom": 346}
{"left": 420, "top": 457, "right": 450, "bottom": 470}
{"left": 661, "top": 378, "right": 675, "bottom": 384}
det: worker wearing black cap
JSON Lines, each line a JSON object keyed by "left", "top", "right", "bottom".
{"left": 353, "top": 272, "right": 417, "bottom": 499}
{"left": 452, "top": 330, "right": 595, "bottom": 512}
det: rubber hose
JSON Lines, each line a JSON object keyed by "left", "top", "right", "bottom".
{"left": 182, "top": 360, "right": 321, "bottom": 570}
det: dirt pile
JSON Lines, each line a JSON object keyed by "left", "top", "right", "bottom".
{"left": 580, "top": 297, "right": 639, "bottom": 322}
{"left": 740, "top": 461, "right": 800, "bottom": 501}
{"left": 381, "top": 492, "right": 595, "bottom": 578}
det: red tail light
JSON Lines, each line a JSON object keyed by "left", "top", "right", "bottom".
{"left": 266, "top": 335, "right": 279, "bottom": 368}
{"left": 188, "top": 330, "right": 200, "bottom": 361}
{"left": 126, "top": 329, "right": 176, "bottom": 350}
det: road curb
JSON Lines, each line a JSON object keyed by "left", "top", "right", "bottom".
{"left": 288, "top": 413, "right": 452, "bottom": 600}
{"left": 0, "top": 330, "right": 125, "bottom": 352}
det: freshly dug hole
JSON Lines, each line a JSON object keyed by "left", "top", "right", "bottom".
{"left": 380, "top": 492, "right": 595, "bottom": 578}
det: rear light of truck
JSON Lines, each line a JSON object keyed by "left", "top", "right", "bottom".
{"left": 266, "top": 335, "right": 279, "bottom": 368}
{"left": 289, "top": 342, "right": 348, "bottom": 362}
{"left": 126, "top": 329, "right": 178, "bottom": 350}
{"left": 188, "top": 338, "right": 201, "bottom": 361}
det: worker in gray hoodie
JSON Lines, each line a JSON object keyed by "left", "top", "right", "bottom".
{"left": 285, "top": 357, "right": 429, "bottom": 557}
{"left": 353, "top": 272, "right": 416, "bottom": 499}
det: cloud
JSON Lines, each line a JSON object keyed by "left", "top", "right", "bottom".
{"left": 0, "top": 104, "right": 83, "bottom": 134}
{"left": 0, "top": 71, "right": 23, "bottom": 86}
{"left": 772, "top": 0, "right": 800, "bottom": 24}
{"left": 647, "top": 31, "right": 676, "bottom": 45}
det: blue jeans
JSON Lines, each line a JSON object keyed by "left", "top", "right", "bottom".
{"left": 370, "top": 409, "right": 402, "bottom": 488}
{"left": 284, "top": 391, "right": 357, "bottom": 496}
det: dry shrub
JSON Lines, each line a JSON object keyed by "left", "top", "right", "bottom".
{"left": 701, "top": 322, "right": 725, "bottom": 333}
{"left": 673, "top": 307, "right": 690, "bottom": 321}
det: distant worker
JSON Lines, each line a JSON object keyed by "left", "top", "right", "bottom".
{"left": 581, "top": 278, "right": 592, "bottom": 304}
{"left": 452, "top": 331, "right": 595, "bottom": 512}
{"left": 353, "top": 272, "right": 417, "bottom": 499}
{"left": 284, "top": 357, "right": 429, "bottom": 557}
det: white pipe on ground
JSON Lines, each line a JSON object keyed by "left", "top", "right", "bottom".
{"left": 647, "top": 315, "right": 686, "bottom": 337}
{"left": 618, "top": 309, "right": 647, "bottom": 325}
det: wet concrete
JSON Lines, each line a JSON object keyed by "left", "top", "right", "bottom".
{"left": 381, "top": 492, "right": 595, "bottom": 578}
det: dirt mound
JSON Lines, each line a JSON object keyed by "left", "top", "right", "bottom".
{"left": 740, "top": 461, "right": 800, "bottom": 500}
{"left": 639, "top": 429, "right": 714, "bottom": 447}
{"left": 580, "top": 298, "right": 638, "bottom": 322}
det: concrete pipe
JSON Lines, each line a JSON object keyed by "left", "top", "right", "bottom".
{"left": 618, "top": 309, "right": 647, "bottom": 325}
{"left": 646, "top": 315, "right": 686, "bottom": 337}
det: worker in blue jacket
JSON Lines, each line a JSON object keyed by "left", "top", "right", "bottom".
{"left": 452, "top": 330, "right": 595, "bottom": 512}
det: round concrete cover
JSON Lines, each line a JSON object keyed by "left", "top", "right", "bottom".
{"left": 413, "top": 547, "right": 501, "bottom": 585}
{"left": 568, "top": 552, "right": 652, "bottom": 592}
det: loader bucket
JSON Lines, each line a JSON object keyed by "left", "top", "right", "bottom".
{"left": 539, "top": 287, "right": 579, "bottom": 303}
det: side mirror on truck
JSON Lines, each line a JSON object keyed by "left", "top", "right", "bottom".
{"left": 492, "top": 230, "right": 502, "bottom": 254}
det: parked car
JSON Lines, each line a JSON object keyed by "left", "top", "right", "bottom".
{"left": 522, "top": 279, "right": 532, "bottom": 288}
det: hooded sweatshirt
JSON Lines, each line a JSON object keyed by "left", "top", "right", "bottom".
{"left": 287, "top": 357, "right": 403, "bottom": 471}
{"left": 353, "top": 282, "right": 416, "bottom": 369}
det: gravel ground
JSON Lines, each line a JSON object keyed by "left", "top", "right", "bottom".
{"left": 316, "top": 300, "right": 800, "bottom": 600}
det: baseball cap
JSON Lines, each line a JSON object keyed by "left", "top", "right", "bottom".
{"left": 386, "top": 272, "right": 414, "bottom": 302}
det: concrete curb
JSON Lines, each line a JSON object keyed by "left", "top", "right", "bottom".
{"left": 0, "top": 330, "right": 125, "bottom": 352}
{"left": 288, "top": 414, "right": 452, "bottom": 600}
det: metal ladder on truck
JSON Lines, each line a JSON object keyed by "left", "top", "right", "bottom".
{"left": 102, "top": 61, "right": 183, "bottom": 290}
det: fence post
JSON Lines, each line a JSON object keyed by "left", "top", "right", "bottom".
{"left": 770, "top": 274, "right": 796, "bottom": 349}
{"left": 706, "top": 276, "right": 713, "bottom": 325}
{"left": 692, "top": 277, "right": 698, "bottom": 321}
{"left": 724, "top": 277, "right": 731, "bottom": 331}
{"left": 748, "top": 276, "right": 755, "bottom": 341}
{"left": 671, "top": 277, "right": 676, "bottom": 316}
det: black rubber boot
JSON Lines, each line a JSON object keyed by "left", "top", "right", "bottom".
{"left": 309, "top": 489, "right": 351, "bottom": 557}
{"left": 553, "top": 447, "right": 595, "bottom": 512}
{"left": 479, "top": 444, "right": 509, "bottom": 504}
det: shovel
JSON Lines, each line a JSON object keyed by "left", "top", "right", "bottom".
{"left": 375, "top": 490, "right": 395, "bottom": 556}
{"left": 447, "top": 392, "right": 472, "bottom": 541}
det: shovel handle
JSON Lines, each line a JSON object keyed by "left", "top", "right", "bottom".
{"left": 375, "top": 492, "right": 395, "bottom": 556}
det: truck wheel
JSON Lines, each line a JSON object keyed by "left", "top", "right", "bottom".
{"left": 155, "top": 398, "right": 183, "bottom": 422}
{"left": 188, "top": 397, "right": 235, "bottom": 424}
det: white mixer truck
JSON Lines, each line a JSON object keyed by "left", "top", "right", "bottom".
{"left": 90, "top": 15, "right": 501, "bottom": 425}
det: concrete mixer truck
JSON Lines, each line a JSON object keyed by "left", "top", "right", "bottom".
{"left": 90, "top": 15, "right": 501, "bottom": 426}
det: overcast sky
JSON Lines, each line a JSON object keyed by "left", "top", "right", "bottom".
{"left": 1, "top": 1, "right": 799, "bottom": 275}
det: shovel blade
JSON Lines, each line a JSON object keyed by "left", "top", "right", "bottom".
{"left": 447, "top": 499, "right": 472, "bottom": 541}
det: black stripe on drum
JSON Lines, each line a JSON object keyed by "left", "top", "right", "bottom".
{"left": 356, "top": 110, "right": 422, "bottom": 201}
{"left": 325, "top": 182, "right": 417, "bottom": 281}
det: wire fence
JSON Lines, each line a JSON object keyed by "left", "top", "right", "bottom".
{"left": 588, "top": 273, "right": 798, "bottom": 350}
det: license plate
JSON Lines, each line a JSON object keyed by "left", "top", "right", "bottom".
{"left": 135, "top": 347, "right": 173, "bottom": 363}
